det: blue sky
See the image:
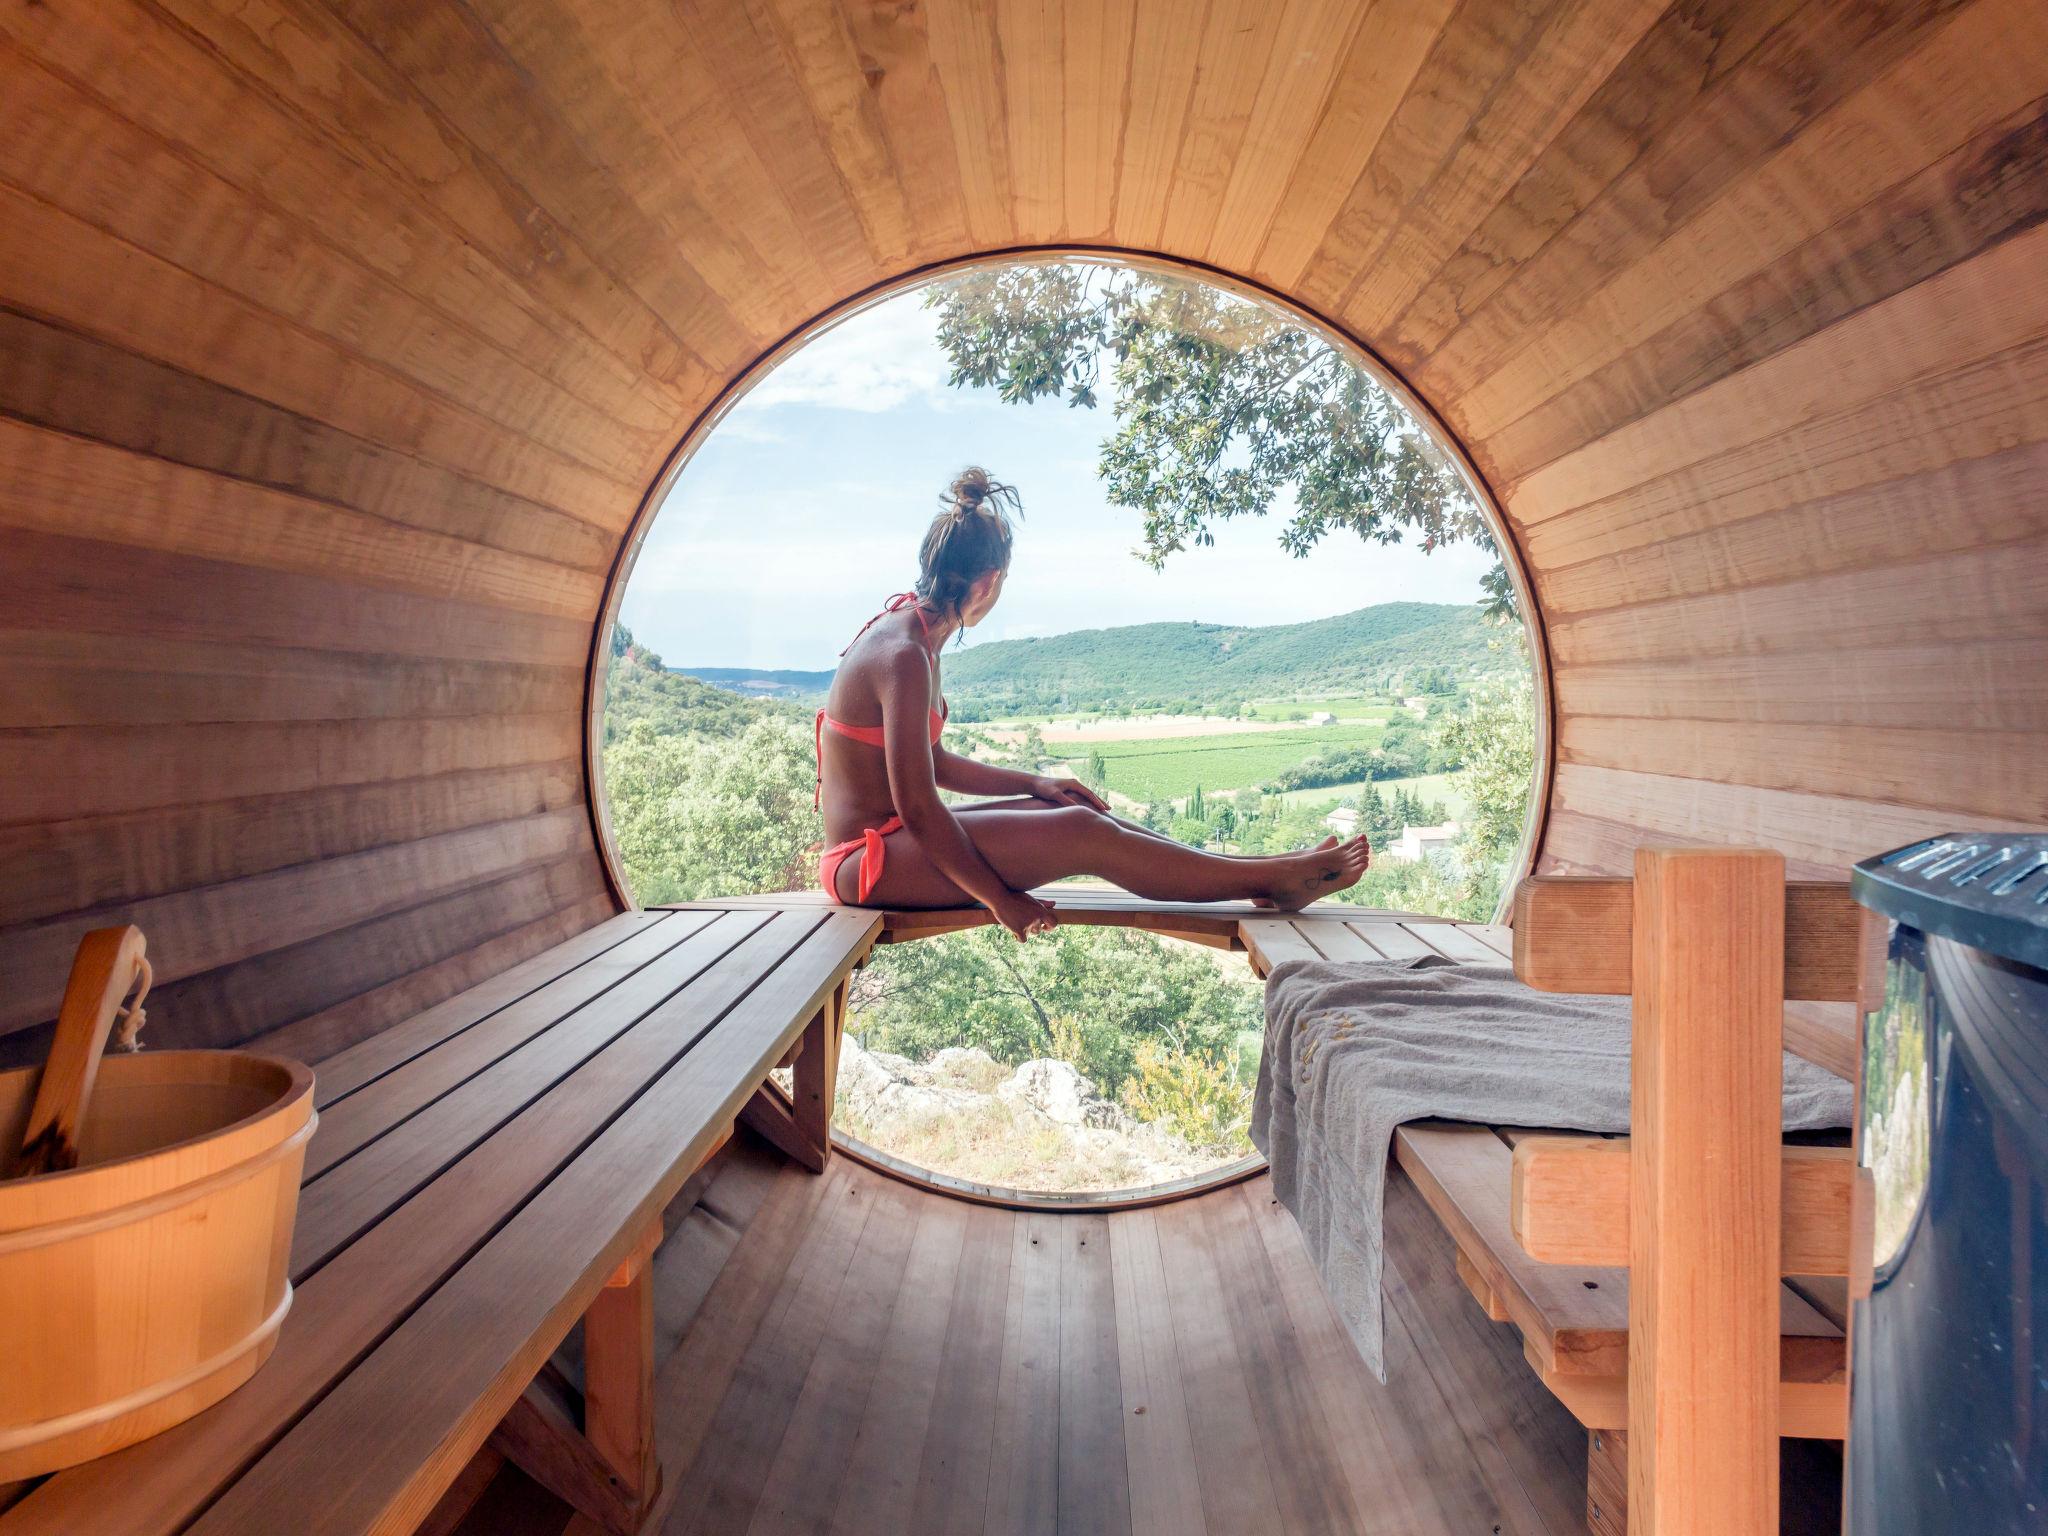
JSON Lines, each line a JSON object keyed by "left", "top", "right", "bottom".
{"left": 616, "top": 280, "right": 1498, "bottom": 672}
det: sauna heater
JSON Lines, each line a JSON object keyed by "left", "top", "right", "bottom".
{"left": 1848, "top": 835, "right": 2048, "bottom": 1534}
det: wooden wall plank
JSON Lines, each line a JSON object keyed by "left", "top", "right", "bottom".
{"left": 1540, "top": 770, "right": 1998, "bottom": 876}
{"left": 1420, "top": 0, "right": 1978, "bottom": 408}
{"left": 1292, "top": 0, "right": 1565, "bottom": 318}
{"left": 0, "top": 809, "right": 589, "bottom": 1034}
{"left": 0, "top": 181, "right": 632, "bottom": 516}
{"left": 1539, "top": 436, "right": 2048, "bottom": 618}
{"left": 1452, "top": 0, "right": 2048, "bottom": 440}
{"left": 996, "top": 0, "right": 1066, "bottom": 244}
{"left": 2, "top": 0, "right": 711, "bottom": 412}
{"left": 0, "top": 632, "right": 582, "bottom": 731}
{"left": 926, "top": 0, "right": 1020, "bottom": 249}
{"left": 1509, "top": 218, "right": 2048, "bottom": 518}
{"left": 1343, "top": 0, "right": 1671, "bottom": 341}
{"left": 840, "top": 0, "right": 975, "bottom": 253}
{"left": 1547, "top": 536, "right": 2048, "bottom": 668}
{"left": 1201, "top": 0, "right": 1371, "bottom": 274}
{"left": 1156, "top": 0, "right": 1285, "bottom": 260}
{"left": 0, "top": 48, "right": 671, "bottom": 472}
{"left": 24, "top": 860, "right": 614, "bottom": 1064}
{"left": 1252, "top": 0, "right": 1457, "bottom": 287}
{"left": 746, "top": 0, "right": 920, "bottom": 267}
{"left": 1483, "top": 100, "right": 2048, "bottom": 480}
{"left": 13, "top": 531, "right": 591, "bottom": 667}
{"left": 0, "top": 417, "right": 602, "bottom": 618}
{"left": 1, "top": 714, "right": 580, "bottom": 825}
{"left": 1553, "top": 640, "right": 2048, "bottom": 732}
{"left": 1106, "top": 0, "right": 1205, "bottom": 250}
{"left": 1560, "top": 716, "right": 2048, "bottom": 823}
{"left": 0, "top": 760, "right": 583, "bottom": 929}
{"left": 0, "top": 310, "right": 619, "bottom": 572}
{"left": 672, "top": 0, "right": 909, "bottom": 282}
{"left": 1058, "top": 0, "right": 1137, "bottom": 241}
{"left": 1385, "top": 0, "right": 1808, "bottom": 372}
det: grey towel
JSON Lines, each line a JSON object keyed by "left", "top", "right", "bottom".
{"left": 1249, "top": 956, "right": 1854, "bottom": 1380}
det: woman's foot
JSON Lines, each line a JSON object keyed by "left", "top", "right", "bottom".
{"left": 1249, "top": 835, "right": 1343, "bottom": 906}
{"left": 1257, "top": 835, "right": 1371, "bottom": 910}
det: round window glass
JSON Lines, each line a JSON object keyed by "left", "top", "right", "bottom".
{"left": 597, "top": 257, "right": 1540, "bottom": 1201}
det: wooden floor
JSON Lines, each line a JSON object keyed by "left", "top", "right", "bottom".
{"left": 448, "top": 1131, "right": 1591, "bottom": 1536}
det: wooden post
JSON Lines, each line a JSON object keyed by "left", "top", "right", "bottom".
{"left": 741, "top": 980, "right": 846, "bottom": 1174}
{"left": 581, "top": 1216, "right": 663, "bottom": 1529}
{"left": 790, "top": 977, "right": 845, "bottom": 1169}
{"left": 1629, "top": 848, "right": 1784, "bottom": 1535}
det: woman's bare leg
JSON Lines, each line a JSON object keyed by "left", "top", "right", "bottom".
{"left": 953, "top": 796, "right": 1337, "bottom": 860}
{"left": 861, "top": 805, "right": 1369, "bottom": 909}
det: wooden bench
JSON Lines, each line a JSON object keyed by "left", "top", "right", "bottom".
{"left": 1, "top": 903, "right": 880, "bottom": 1536}
{"left": 674, "top": 882, "right": 1512, "bottom": 962}
{"left": 1385, "top": 852, "right": 1880, "bottom": 1536}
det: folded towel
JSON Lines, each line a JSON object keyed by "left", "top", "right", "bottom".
{"left": 1249, "top": 955, "right": 1854, "bottom": 1380}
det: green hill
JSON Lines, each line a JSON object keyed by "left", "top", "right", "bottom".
{"left": 934, "top": 602, "right": 1507, "bottom": 716}
{"left": 679, "top": 666, "right": 835, "bottom": 704}
{"left": 602, "top": 648, "right": 802, "bottom": 743}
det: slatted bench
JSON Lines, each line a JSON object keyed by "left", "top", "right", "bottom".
{"left": 0, "top": 903, "right": 880, "bottom": 1536}
{"left": 1380, "top": 853, "right": 1877, "bottom": 1535}
{"left": 672, "top": 883, "right": 1512, "bottom": 963}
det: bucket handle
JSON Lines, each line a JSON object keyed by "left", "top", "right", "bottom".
{"left": 9, "top": 927, "right": 152, "bottom": 1179}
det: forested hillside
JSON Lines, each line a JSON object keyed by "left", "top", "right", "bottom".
{"left": 601, "top": 626, "right": 799, "bottom": 744}
{"left": 934, "top": 601, "right": 1504, "bottom": 716}
{"left": 674, "top": 601, "right": 1506, "bottom": 715}
{"left": 677, "top": 665, "right": 834, "bottom": 703}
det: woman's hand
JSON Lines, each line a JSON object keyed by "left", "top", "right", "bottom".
{"left": 991, "top": 889, "right": 1059, "bottom": 943}
{"left": 1031, "top": 775, "right": 1110, "bottom": 813}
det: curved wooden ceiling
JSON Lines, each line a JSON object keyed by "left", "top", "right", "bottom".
{"left": 3, "top": 0, "right": 2043, "bottom": 1071}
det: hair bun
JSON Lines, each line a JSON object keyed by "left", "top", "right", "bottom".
{"left": 949, "top": 466, "right": 992, "bottom": 511}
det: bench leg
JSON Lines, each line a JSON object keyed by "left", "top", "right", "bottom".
{"left": 583, "top": 1218, "right": 662, "bottom": 1525}
{"left": 487, "top": 1216, "right": 665, "bottom": 1535}
{"left": 1588, "top": 1429, "right": 1627, "bottom": 1535}
{"left": 738, "top": 979, "right": 846, "bottom": 1174}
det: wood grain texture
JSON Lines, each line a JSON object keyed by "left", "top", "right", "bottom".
{"left": 648, "top": 1150, "right": 1591, "bottom": 1536}
{"left": 3, "top": 0, "right": 2042, "bottom": 1086}
{"left": 1629, "top": 848, "right": 1784, "bottom": 1534}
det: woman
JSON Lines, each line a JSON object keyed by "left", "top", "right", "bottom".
{"left": 816, "top": 468, "right": 1372, "bottom": 939}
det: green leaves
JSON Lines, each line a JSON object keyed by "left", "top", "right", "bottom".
{"left": 925, "top": 262, "right": 1512, "bottom": 618}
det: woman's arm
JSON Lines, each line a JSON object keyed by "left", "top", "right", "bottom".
{"left": 932, "top": 746, "right": 1037, "bottom": 798}
{"left": 877, "top": 650, "right": 1057, "bottom": 939}
{"left": 935, "top": 748, "right": 1111, "bottom": 810}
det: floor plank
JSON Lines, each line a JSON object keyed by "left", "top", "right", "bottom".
{"left": 471, "top": 1149, "right": 1652, "bottom": 1536}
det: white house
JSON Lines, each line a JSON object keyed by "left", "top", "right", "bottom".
{"left": 1383, "top": 821, "right": 1460, "bottom": 863}
{"left": 1307, "top": 710, "right": 1336, "bottom": 727}
{"left": 1322, "top": 806, "right": 1359, "bottom": 836}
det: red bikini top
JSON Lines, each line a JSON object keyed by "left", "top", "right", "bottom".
{"left": 813, "top": 594, "right": 948, "bottom": 806}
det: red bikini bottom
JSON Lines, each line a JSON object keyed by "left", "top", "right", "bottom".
{"left": 819, "top": 816, "right": 902, "bottom": 905}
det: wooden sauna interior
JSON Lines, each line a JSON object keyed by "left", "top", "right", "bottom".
{"left": 3, "top": 0, "right": 2044, "bottom": 1532}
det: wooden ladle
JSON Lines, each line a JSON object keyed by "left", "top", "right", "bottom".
{"left": 9, "top": 925, "right": 152, "bottom": 1179}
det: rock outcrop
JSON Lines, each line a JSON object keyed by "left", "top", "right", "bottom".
{"left": 836, "top": 1034, "right": 1219, "bottom": 1190}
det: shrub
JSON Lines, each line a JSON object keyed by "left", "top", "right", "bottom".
{"left": 1118, "top": 1042, "right": 1252, "bottom": 1155}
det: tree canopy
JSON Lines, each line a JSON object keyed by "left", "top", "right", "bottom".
{"left": 927, "top": 263, "right": 1514, "bottom": 621}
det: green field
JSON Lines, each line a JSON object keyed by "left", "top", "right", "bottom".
{"left": 1273, "top": 771, "right": 1468, "bottom": 818}
{"left": 1059, "top": 723, "right": 1386, "bottom": 804}
{"left": 1252, "top": 697, "right": 1400, "bottom": 721}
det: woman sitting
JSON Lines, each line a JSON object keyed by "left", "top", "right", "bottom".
{"left": 815, "top": 468, "right": 1372, "bottom": 939}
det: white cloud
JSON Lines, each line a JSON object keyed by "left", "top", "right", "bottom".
{"left": 737, "top": 292, "right": 953, "bottom": 415}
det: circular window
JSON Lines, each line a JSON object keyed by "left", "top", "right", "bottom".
{"left": 595, "top": 254, "right": 1542, "bottom": 1204}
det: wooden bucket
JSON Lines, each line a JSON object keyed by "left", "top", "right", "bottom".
{"left": 0, "top": 1049, "right": 315, "bottom": 1480}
